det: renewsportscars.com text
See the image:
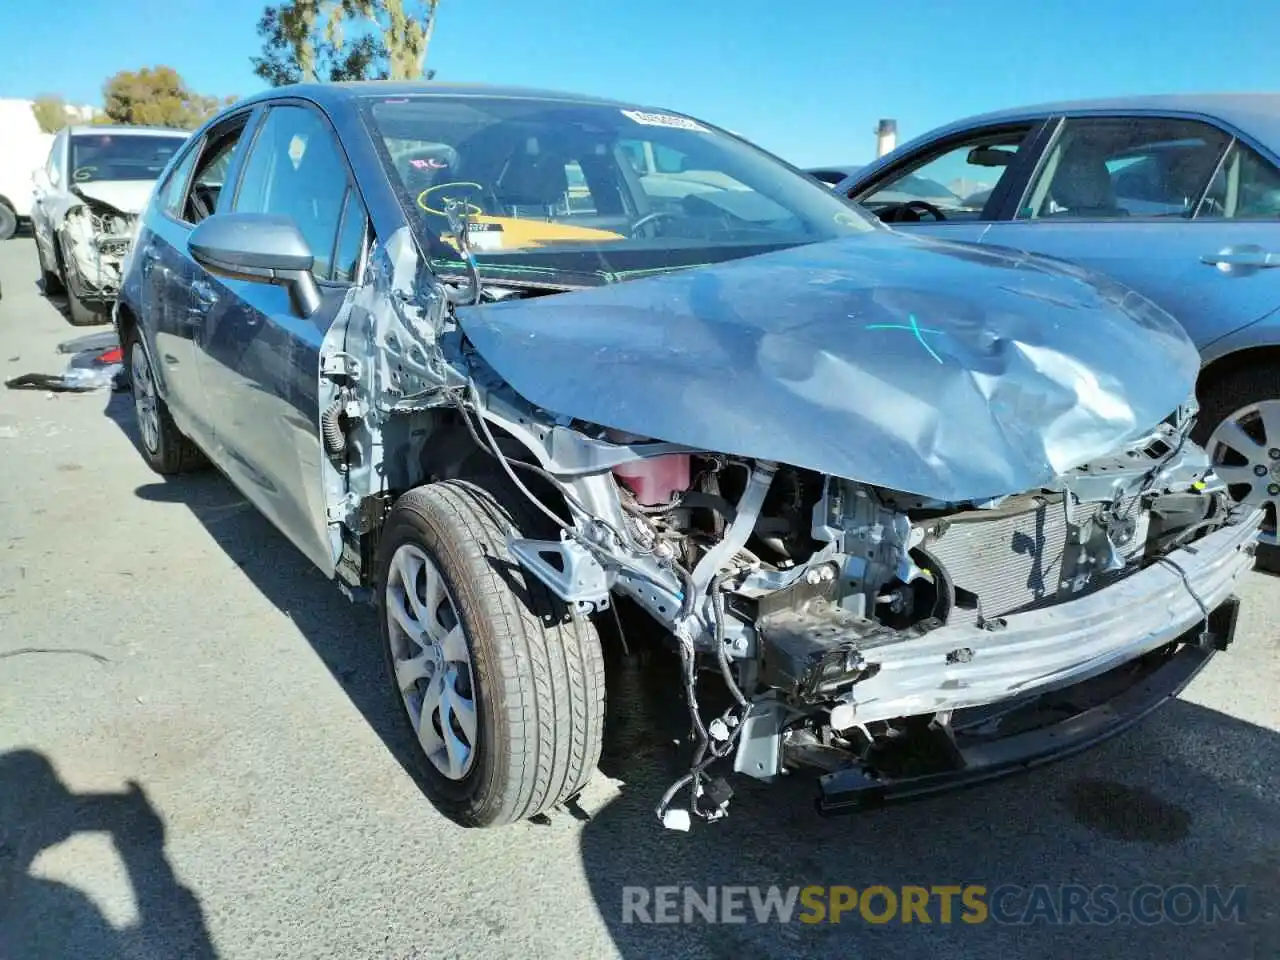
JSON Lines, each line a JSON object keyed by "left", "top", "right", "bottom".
{"left": 621, "top": 884, "right": 1248, "bottom": 926}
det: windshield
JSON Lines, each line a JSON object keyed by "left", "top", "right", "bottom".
{"left": 363, "top": 95, "right": 874, "bottom": 282}
{"left": 69, "top": 133, "right": 188, "bottom": 184}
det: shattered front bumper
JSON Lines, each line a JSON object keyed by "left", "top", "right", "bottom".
{"left": 766, "top": 513, "right": 1262, "bottom": 811}
{"left": 828, "top": 513, "right": 1260, "bottom": 726}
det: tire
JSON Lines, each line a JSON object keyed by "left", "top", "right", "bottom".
{"left": 377, "top": 478, "right": 606, "bottom": 827}
{"left": 0, "top": 201, "right": 16, "bottom": 242}
{"left": 37, "top": 233, "right": 65, "bottom": 296}
{"left": 122, "top": 326, "right": 207, "bottom": 475}
{"left": 57, "top": 232, "right": 109, "bottom": 325}
{"left": 1194, "top": 362, "right": 1280, "bottom": 574}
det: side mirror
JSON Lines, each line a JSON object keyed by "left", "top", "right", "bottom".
{"left": 188, "top": 212, "right": 321, "bottom": 317}
{"left": 32, "top": 168, "right": 51, "bottom": 192}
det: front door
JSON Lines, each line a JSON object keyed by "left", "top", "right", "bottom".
{"left": 192, "top": 101, "right": 371, "bottom": 575}
{"left": 849, "top": 121, "right": 1048, "bottom": 244}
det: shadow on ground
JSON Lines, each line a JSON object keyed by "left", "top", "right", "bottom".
{"left": 103, "top": 392, "right": 426, "bottom": 797}
{"left": 578, "top": 643, "right": 1280, "bottom": 959}
{"left": 0, "top": 749, "right": 216, "bottom": 959}
{"left": 101, "top": 392, "right": 1280, "bottom": 960}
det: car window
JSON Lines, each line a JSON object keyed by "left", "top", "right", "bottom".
{"left": 232, "top": 104, "right": 351, "bottom": 281}
{"left": 331, "top": 186, "right": 369, "bottom": 283}
{"left": 158, "top": 143, "right": 200, "bottom": 219}
{"left": 46, "top": 131, "right": 67, "bottom": 185}
{"left": 364, "top": 95, "right": 873, "bottom": 278}
{"left": 854, "top": 126, "right": 1035, "bottom": 221}
{"left": 174, "top": 115, "right": 252, "bottom": 225}
{"left": 1019, "top": 117, "right": 1231, "bottom": 220}
{"left": 68, "top": 132, "right": 188, "bottom": 184}
{"left": 1197, "top": 140, "right": 1280, "bottom": 220}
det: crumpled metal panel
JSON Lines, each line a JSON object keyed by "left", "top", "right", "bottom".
{"left": 456, "top": 232, "right": 1201, "bottom": 501}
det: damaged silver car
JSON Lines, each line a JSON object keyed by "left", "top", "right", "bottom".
{"left": 32, "top": 125, "right": 189, "bottom": 324}
{"left": 115, "top": 84, "right": 1262, "bottom": 830}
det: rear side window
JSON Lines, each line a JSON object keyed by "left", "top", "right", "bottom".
{"left": 1197, "top": 140, "right": 1280, "bottom": 219}
{"left": 231, "top": 104, "right": 353, "bottom": 281}
{"left": 159, "top": 145, "right": 200, "bottom": 218}
{"left": 164, "top": 113, "right": 253, "bottom": 225}
{"left": 1020, "top": 117, "right": 1231, "bottom": 219}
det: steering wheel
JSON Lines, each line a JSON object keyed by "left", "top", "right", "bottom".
{"left": 629, "top": 209, "right": 682, "bottom": 238}
{"left": 71, "top": 166, "right": 98, "bottom": 183}
{"left": 880, "top": 200, "right": 948, "bottom": 223}
{"left": 416, "top": 181, "right": 496, "bottom": 218}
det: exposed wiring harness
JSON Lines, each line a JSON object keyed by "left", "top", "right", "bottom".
{"left": 447, "top": 380, "right": 757, "bottom": 829}
{"left": 654, "top": 570, "right": 754, "bottom": 829}
{"left": 445, "top": 381, "right": 697, "bottom": 606}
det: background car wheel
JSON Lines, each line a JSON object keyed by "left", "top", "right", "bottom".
{"left": 36, "top": 238, "right": 65, "bottom": 295}
{"left": 377, "top": 479, "right": 606, "bottom": 828}
{"left": 1195, "top": 363, "right": 1280, "bottom": 574}
{"left": 122, "top": 328, "right": 207, "bottom": 475}
{"left": 57, "top": 233, "right": 108, "bottom": 326}
{"left": 0, "top": 201, "right": 16, "bottom": 242}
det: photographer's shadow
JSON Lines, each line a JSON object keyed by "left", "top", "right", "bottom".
{"left": 0, "top": 750, "right": 215, "bottom": 960}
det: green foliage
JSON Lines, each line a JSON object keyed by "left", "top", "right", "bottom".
{"left": 251, "top": 0, "right": 441, "bottom": 86}
{"left": 31, "top": 95, "right": 69, "bottom": 133}
{"left": 100, "top": 67, "right": 233, "bottom": 129}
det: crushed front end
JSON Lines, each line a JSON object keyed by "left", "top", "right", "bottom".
{"left": 663, "top": 407, "right": 1261, "bottom": 822}
{"left": 62, "top": 187, "right": 138, "bottom": 306}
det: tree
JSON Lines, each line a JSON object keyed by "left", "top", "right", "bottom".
{"left": 31, "top": 95, "right": 69, "bottom": 133}
{"left": 251, "top": 0, "right": 441, "bottom": 86}
{"left": 100, "top": 67, "right": 233, "bottom": 129}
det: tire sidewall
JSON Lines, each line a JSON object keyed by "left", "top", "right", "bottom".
{"left": 123, "top": 327, "right": 168, "bottom": 469}
{"left": 376, "top": 501, "right": 503, "bottom": 821}
{"left": 0, "top": 202, "right": 16, "bottom": 242}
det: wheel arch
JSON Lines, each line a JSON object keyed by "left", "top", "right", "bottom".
{"left": 1196, "top": 344, "right": 1280, "bottom": 408}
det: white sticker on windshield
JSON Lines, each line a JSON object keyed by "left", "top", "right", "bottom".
{"left": 620, "top": 109, "right": 707, "bottom": 132}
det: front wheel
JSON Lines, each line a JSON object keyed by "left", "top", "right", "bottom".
{"left": 1196, "top": 362, "right": 1280, "bottom": 574}
{"left": 377, "top": 479, "right": 606, "bottom": 827}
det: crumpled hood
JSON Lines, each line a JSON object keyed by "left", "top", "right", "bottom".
{"left": 456, "top": 232, "right": 1201, "bottom": 502}
{"left": 70, "top": 180, "right": 155, "bottom": 215}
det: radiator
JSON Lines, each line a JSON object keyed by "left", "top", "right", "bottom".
{"left": 918, "top": 495, "right": 1146, "bottom": 621}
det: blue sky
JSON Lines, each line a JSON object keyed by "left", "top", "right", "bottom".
{"left": 3, "top": 0, "right": 1278, "bottom": 166}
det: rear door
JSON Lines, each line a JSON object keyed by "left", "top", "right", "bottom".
{"left": 846, "top": 119, "right": 1052, "bottom": 243}
{"left": 978, "top": 113, "right": 1280, "bottom": 350}
{"left": 193, "top": 100, "right": 371, "bottom": 574}
{"left": 140, "top": 110, "right": 257, "bottom": 449}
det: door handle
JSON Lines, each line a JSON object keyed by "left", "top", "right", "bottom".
{"left": 1201, "top": 251, "right": 1280, "bottom": 269}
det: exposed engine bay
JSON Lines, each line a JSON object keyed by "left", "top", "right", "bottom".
{"left": 316, "top": 224, "right": 1261, "bottom": 831}
{"left": 62, "top": 187, "right": 138, "bottom": 303}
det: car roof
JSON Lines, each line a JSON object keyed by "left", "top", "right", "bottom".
{"left": 235, "top": 80, "right": 655, "bottom": 112}
{"left": 921, "top": 93, "right": 1280, "bottom": 148}
{"left": 66, "top": 124, "right": 191, "bottom": 137}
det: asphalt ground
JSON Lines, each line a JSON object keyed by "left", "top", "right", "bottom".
{"left": 0, "top": 232, "right": 1276, "bottom": 958}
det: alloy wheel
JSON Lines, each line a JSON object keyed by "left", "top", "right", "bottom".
{"left": 384, "top": 543, "right": 479, "bottom": 780}
{"left": 1207, "top": 399, "right": 1280, "bottom": 547}
{"left": 129, "top": 342, "right": 160, "bottom": 455}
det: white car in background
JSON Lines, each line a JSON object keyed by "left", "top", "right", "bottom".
{"left": 0, "top": 98, "right": 52, "bottom": 240}
{"left": 32, "top": 125, "right": 189, "bottom": 324}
